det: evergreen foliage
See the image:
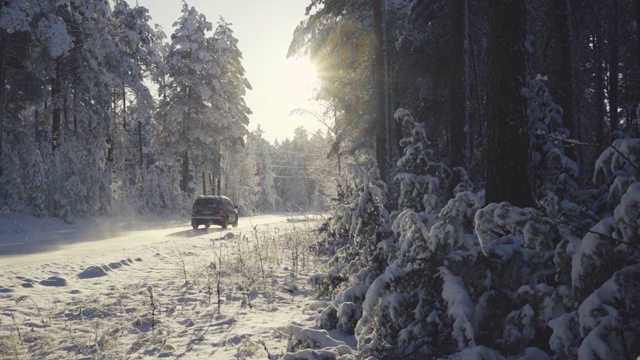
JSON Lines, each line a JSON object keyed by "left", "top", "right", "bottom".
{"left": 315, "top": 111, "right": 639, "bottom": 359}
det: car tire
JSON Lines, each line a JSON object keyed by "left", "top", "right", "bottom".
{"left": 233, "top": 216, "right": 238, "bottom": 227}
{"left": 222, "top": 217, "right": 228, "bottom": 229}
{"left": 205, "top": 223, "right": 210, "bottom": 229}
{"left": 192, "top": 223, "right": 198, "bottom": 230}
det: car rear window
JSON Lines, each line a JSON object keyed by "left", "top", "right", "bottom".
{"left": 194, "top": 198, "right": 221, "bottom": 210}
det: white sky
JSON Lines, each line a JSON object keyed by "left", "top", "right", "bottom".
{"left": 132, "top": 0, "right": 322, "bottom": 143}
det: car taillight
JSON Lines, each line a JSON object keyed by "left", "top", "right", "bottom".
{"left": 218, "top": 210, "right": 224, "bottom": 215}
{"left": 192, "top": 210, "right": 197, "bottom": 215}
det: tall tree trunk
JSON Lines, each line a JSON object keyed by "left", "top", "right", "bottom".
{"left": 122, "top": 85, "right": 127, "bottom": 131}
{"left": 449, "top": 0, "right": 466, "bottom": 191}
{"left": 636, "top": 0, "right": 640, "bottom": 55}
{"left": 72, "top": 84, "right": 78, "bottom": 135}
{"left": 35, "top": 109, "right": 40, "bottom": 145}
{"left": 485, "top": 0, "right": 533, "bottom": 207}
{"left": 0, "top": 29, "right": 5, "bottom": 178}
{"left": 552, "top": 0, "right": 576, "bottom": 139}
{"left": 107, "top": 129, "right": 113, "bottom": 162}
{"left": 463, "top": 0, "right": 473, "bottom": 171}
{"left": 202, "top": 171, "right": 206, "bottom": 195}
{"left": 470, "top": 40, "right": 484, "bottom": 137}
{"left": 372, "top": 0, "right": 389, "bottom": 185}
{"left": 609, "top": 0, "right": 619, "bottom": 133}
{"left": 52, "top": 60, "right": 62, "bottom": 152}
{"left": 182, "top": 151, "right": 190, "bottom": 193}
{"left": 595, "top": 31, "right": 605, "bottom": 146}
{"left": 138, "top": 119, "right": 143, "bottom": 165}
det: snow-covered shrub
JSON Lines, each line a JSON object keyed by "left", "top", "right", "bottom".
{"left": 525, "top": 76, "right": 590, "bottom": 232}
{"left": 470, "top": 201, "right": 569, "bottom": 355}
{"left": 439, "top": 267, "right": 476, "bottom": 350}
{"left": 316, "top": 305, "right": 338, "bottom": 330}
{"left": 593, "top": 138, "right": 640, "bottom": 208}
{"left": 323, "top": 109, "right": 492, "bottom": 359}
{"left": 336, "top": 302, "right": 361, "bottom": 335}
{"left": 499, "top": 284, "right": 566, "bottom": 353}
{"left": 24, "top": 149, "right": 47, "bottom": 217}
{"left": 429, "top": 191, "right": 481, "bottom": 253}
{"left": 474, "top": 202, "right": 559, "bottom": 256}
{"left": 281, "top": 325, "right": 353, "bottom": 358}
{"left": 308, "top": 273, "right": 333, "bottom": 299}
{"left": 549, "top": 142, "right": 640, "bottom": 359}
{"left": 570, "top": 218, "right": 618, "bottom": 298}
{"left": 394, "top": 108, "right": 451, "bottom": 219}
{"left": 614, "top": 181, "right": 640, "bottom": 250}
{"left": 353, "top": 190, "right": 485, "bottom": 358}
{"left": 551, "top": 264, "right": 640, "bottom": 359}
{"left": 316, "top": 163, "right": 391, "bottom": 297}
{"left": 303, "top": 158, "right": 394, "bottom": 356}
{"left": 576, "top": 264, "right": 640, "bottom": 359}
{"left": 338, "top": 111, "right": 484, "bottom": 358}
{"left": 330, "top": 164, "right": 390, "bottom": 248}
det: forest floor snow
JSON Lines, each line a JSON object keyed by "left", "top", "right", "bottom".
{"left": 0, "top": 211, "right": 353, "bottom": 359}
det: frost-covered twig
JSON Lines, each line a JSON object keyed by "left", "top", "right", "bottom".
{"left": 15, "top": 295, "right": 47, "bottom": 330}
{"left": 537, "top": 130, "right": 590, "bottom": 148}
{"left": 541, "top": 132, "right": 640, "bottom": 175}
{"left": 537, "top": 199, "right": 640, "bottom": 250}
{"left": 147, "top": 285, "right": 156, "bottom": 332}
{"left": 8, "top": 310, "right": 22, "bottom": 343}
{"left": 174, "top": 242, "right": 189, "bottom": 285}
{"left": 606, "top": 141, "right": 640, "bottom": 174}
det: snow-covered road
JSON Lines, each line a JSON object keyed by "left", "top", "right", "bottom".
{"left": 0, "top": 213, "right": 293, "bottom": 271}
{"left": 0, "top": 212, "right": 347, "bottom": 359}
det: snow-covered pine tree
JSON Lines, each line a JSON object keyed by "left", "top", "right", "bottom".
{"left": 210, "top": 17, "right": 251, "bottom": 197}
{"left": 252, "top": 127, "right": 278, "bottom": 213}
{"left": 550, "top": 136, "right": 640, "bottom": 359}
{"left": 157, "top": 3, "right": 220, "bottom": 196}
{"left": 107, "top": 0, "right": 158, "bottom": 214}
{"left": 525, "top": 75, "right": 599, "bottom": 237}
{"left": 352, "top": 109, "right": 485, "bottom": 358}
{"left": 221, "top": 131, "right": 258, "bottom": 214}
{"left": 394, "top": 108, "right": 451, "bottom": 224}
{"left": 212, "top": 17, "right": 251, "bottom": 144}
{"left": 311, "top": 156, "right": 391, "bottom": 336}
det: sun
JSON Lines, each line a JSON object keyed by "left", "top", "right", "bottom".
{"left": 280, "top": 57, "right": 319, "bottom": 102}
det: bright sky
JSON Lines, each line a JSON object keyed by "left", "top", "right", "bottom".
{"left": 133, "top": 0, "right": 321, "bottom": 143}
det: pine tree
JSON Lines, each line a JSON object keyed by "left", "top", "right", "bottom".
{"left": 158, "top": 3, "right": 220, "bottom": 195}
{"left": 253, "top": 127, "right": 278, "bottom": 212}
{"left": 212, "top": 17, "right": 251, "bottom": 145}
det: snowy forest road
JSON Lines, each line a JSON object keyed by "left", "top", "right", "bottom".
{"left": 0, "top": 212, "right": 331, "bottom": 359}
{"left": 0, "top": 213, "right": 302, "bottom": 272}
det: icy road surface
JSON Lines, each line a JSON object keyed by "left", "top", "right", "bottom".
{"left": 0, "top": 213, "right": 293, "bottom": 271}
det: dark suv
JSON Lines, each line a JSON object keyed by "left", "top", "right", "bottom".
{"left": 191, "top": 196, "right": 238, "bottom": 230}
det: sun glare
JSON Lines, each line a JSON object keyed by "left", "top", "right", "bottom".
{"left": 280, "top": 57, "right": 318, "bottom": 101}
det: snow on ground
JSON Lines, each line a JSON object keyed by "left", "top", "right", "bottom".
{"left": 0, "top": 211, "right": 352, "bottom": 359}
